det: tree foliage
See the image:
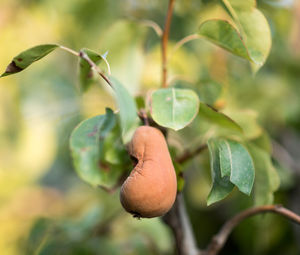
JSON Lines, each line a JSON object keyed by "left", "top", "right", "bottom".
{"left": 1, "top": 0, "right": 300, "bottom": 254}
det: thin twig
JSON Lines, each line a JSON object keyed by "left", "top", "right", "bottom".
{"left": 175, "top": 144, "right": 208, "bottom": 164}
{"left": 59, "top": 45, "right": 79, "bottom": 56}
{"left": 170, "top": 34, "right": 200, "bottom": 58}
{"left": 161, "top": 0, "right": 175, "bottom": 88}
{"left": 138, "top": 109, "right": 149, "bottom": 126}
{"left": 79, "top": 50, "right": 113, "bottom": 88}
{"left": 60, "top": 46, "right": 112, "bottom": 76}
{"left": 137, "top": 19, "right": 163, "bottom": 37}
{"left": 202, "top": 204, "right": 300, "bottom": 255}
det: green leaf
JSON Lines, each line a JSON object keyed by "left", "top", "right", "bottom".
{"left": 218, "top": 139, "right": 255, "bottom": 195}
{"left": 69, "top": 108, "right": 129, "bottom": 187}
{"left": 79, "top": 48, "right": 104, "bottom": 91}
{"left": 248, "top": 144, "right": 280, "bottom": 205}
{"left": 198, "top": 7, "right": 271, "bottom": 72}
{"left": 198, "top": 20, "right": 251, "bottom": 61}
{"left": 238, "top": 9, "right": 272, "bottom": 72}
{"left": 1, "top": 44, "right": 58, "bottom": 77}
{"left": 198, "top": 103, "right": 243, "bottom": 133}
{"left": 103, "top": 130, "right": 129, "bottom": 165}
{"left": 135, "top": 95, "right": 146, "bottom": 110}
{"left": 226, "top": 110, "right": 262, "bottom": 139}
{"left": 223, "top": 0, "right": 256, "bottom": 12}
{"left": 207, "top": 139, "right": 234, "bottom": 206}
{"left": 221, "top": 1, "right": 271, "bottom": 72}
{"left": 151, "top": 88, "right": 200, "bottom": 131}
{"left": 25, "top": 218, "right": 53, "bottom": 255}
{"left": 197, "top": 79, "right": 222, "bottom": 105}
{"left": 251, "top": 131, "right": 272, "bottom": 154}
{"left": 109, "top": 76, "right": 139, "bottom": 144}
{"left": 218, "top": 141, "right": 232, "bottom": 178}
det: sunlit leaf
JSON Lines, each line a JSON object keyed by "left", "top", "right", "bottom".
{"left": 109, "top": 76, "right": 139, "bottom": 144}
{"left": 226, "top": 110, "right": 262, "bottom": 139}
{"left": 151, "top": 88, "right": 200, "bottom": 131}
{"left": 79, "top": 48, "right": 104, "bottom": 91}
{"left": 199, "top": 20, "right": 251, "bottom": 61}
{"left": 198, "top": 103, "right": 243, "bottom": 133}
{"left": 199, "top": 7, "right": 271, "bottom": 72}
{"left": 1, "top": 44, "right": 58, "bottom": 77}
{"left": 218, "top": 139, "right": 255, "bottom": 195}
{"left": 238, "top": 9, "right": 272, "bottom": 72}
{"left": 69, "top": 108, "right": 129, "bottom": 187}
{"left": 223, "top": 0, "right": 256, "bottom": 12}
{"left": 207, "top": 139, "right": 234, "bottom": 206}
{"left": 221, "top": 1, "right": 271, "bottom": 72}
{"left": 251, "top": 131, "right": 272, "bottom": 153}
{"left": 248, "top": 144, "right": 280, "bottom": 205}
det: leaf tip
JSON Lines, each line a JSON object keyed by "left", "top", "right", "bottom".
{"left": 238, "top": 187, "right": 252, "bottom": 196}
{"left": 206, "top": 195, "right": 217, "bottom": 206}
{"left": 102, "top": 51, "right": 109, "bottom": 59}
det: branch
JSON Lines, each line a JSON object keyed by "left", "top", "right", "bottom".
{"left": 137, "top": 111, "right": 168, "bottom": 137}
{"left": 79, "top": 50, "right": 113, "bottom": 88}
{"left": 202, "top": 204, "right": 300, "bottom": 255}
{"left": 138, "top": 109, "right": 150, "bottom": 126}
{"left": 162, "top": 193, "right": 199, "bottom": 255}
{"left": 161, "top": 0, "right": 176, "bottom": 88}
{"left": 175, "top": 144, "right": 207, "bottom": 164}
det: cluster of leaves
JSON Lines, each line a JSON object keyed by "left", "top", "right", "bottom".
{"left": 199, "top": 0, "right": 271, "bottom": 73}
{"left": 0, "top": 0, "right": 279, "bottom": 207}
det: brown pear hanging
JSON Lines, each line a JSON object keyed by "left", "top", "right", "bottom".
{"left": 120, "top": 126, "right": 177, "bottom": 218}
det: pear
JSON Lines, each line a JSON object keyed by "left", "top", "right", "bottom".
{"left": 120, "top": 126, "right": 177, "bottom": 218}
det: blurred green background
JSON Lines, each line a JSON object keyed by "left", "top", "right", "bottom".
{"left": 1, "top": 0, "right": 300, "bottom": 254}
